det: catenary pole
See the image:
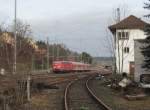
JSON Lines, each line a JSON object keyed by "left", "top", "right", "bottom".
{"left": 47, "top": 37, "right": 50, "bottom": 73}
{"left": 13, "top": 0, "right": 17, "bottom": 74}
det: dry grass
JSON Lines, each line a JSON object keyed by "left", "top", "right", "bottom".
{"left": 31, "top": 93, "right": 50, "bottom": 108}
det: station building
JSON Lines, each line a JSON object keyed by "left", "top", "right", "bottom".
{"left": 109, "top": 15, "right": 149, "bottom": 76}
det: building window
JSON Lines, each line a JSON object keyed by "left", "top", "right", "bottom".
{"left": 124, "top": 47, "right": 129, "bottom": 53}
{"left": 118, "top": 32, "right": 129, "bottom": 40}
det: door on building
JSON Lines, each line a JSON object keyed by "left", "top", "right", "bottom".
{"left": 129, "top": 62, "right": 135, "bottom": 75}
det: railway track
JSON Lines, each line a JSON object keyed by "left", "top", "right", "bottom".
{"left": 64, "top": 75, "right": 112, "bottom": 110}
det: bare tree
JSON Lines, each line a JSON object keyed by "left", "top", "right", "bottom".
{"left": 16, "top": 20, "right": 32, "bottom": 38}
{"left": 106, "top": 5, "right": 130, "bottom": 74}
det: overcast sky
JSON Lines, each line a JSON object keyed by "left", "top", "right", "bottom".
{"left": 0, "top": 0, "right": 149, "bottom": 57}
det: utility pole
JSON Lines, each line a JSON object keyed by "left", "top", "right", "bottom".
{"left": 117, "top": 8, "right": 120, "bottom": 22}
{"left": 31, "top": 54, "right": 35, "bottom": 71}
{"left": 80, "top": 37, "right": 83, "bottom": 62}
{"left": 42, "top": 56, "right": 44, "bottom": 70}
{"left": 117, "top": 8, "right": 121, "bottom": 74}
{"left": 47, "top": 37, "right": 50, "bottom": 73}
{"left": 57, "top": 44, "right": 59, "bottom": 60}
{"left": 52, "top": 43, "right": 55, "bottom": 62}
{"left": 53, "top": 36, "right": 56, "bottom": 61}
{"left": 13, "top": 0, "right": 17, "bottom": 74}
{"left": 27, "top": 74, "right": 31, "bottom": 102}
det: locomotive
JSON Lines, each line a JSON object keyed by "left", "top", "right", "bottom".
{"left": 52, "top": 61, "right": 91, "bottom": 73}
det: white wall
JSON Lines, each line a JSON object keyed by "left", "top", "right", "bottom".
{"left": 115, "top": 29, "right": 146, "bottom": 74}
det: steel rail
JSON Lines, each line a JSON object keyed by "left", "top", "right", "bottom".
{"left": 86, "top": 77, "right": 112, "bottom": 110}
{"left": 64, "top": 81, "right": 74, "bottom": 110}
{"left": 64, "top": 76, "right": 112, "bottom": 110}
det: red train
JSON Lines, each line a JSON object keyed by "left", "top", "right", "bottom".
{"left": 52, "top": 61, "right": 91, "bottom": 73}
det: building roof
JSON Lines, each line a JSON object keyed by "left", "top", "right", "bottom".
{"left": 109, "top": 15, "right": 149, "bottom": 33}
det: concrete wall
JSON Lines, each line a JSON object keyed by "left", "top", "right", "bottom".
{"left": 134, "top": 40, "right": 149, "bottom": 82}
{"left": 115, "top": 29, "right": 146, "bottom": 74}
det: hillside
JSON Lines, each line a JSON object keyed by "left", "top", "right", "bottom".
{"left": 93, "top": 57, "right": 114, "bottom": 66}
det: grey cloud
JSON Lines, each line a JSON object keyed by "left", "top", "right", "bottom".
{"left": 0, "top": 0, "right": 147, "bottom": 56}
